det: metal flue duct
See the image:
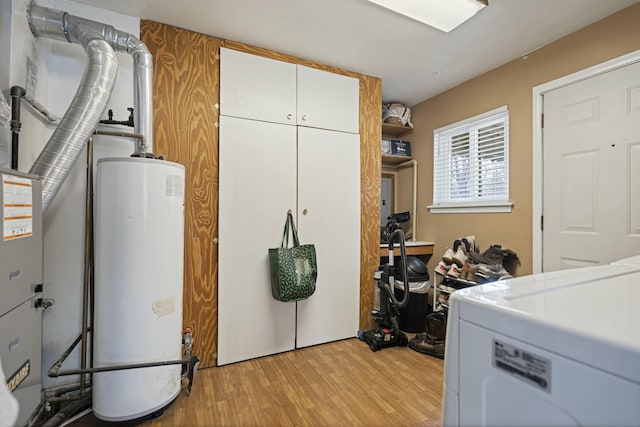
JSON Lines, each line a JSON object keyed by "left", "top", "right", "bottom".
{"left": 28, "top": 5, "right": 154, "bottom": 212}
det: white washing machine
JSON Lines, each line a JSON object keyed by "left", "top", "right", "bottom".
{"left": 442, "top": 255, "right": 640, "bottom": 427}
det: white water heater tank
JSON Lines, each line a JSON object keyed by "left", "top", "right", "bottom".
{"left": 93, "top": 157, "right": 185, "bottom": 422}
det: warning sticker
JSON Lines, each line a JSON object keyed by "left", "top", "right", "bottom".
{"left": 493, "top": 339, "right": 551, "bottom": 393}
{"left": 2, "top": 174, "right": 33, "bottom": 241}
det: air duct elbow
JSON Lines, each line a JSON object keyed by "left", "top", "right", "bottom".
{"left": 27, "top": 4, "right": 155, "bottom": 211}
{"left": 29, "top": 37, "right": 117, "bottom": 212}
{"left": 46, "top": 8, "right": 155, "bottom": 155}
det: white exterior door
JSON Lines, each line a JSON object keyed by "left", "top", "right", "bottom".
{"left": 218, "top": 115, "right": 297, "bottom": 365}
{"left": 296, "top": 127, "right": 361, "bottom": 348}
{"left": 543, "top": 61, "right": 640, "bottom": 271}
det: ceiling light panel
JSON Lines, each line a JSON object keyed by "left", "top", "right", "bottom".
{"left": 366, "top": 0, "right": 487, "bottom": 32}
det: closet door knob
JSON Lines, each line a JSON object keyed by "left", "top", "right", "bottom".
{"left": 303, "top": 209, "right": 308, "bottom": 215}
{"left": 287, "top": 114, "right": 292, "bottom": 120}
{"left": 301, "top": 115, "right": 307, "bottom": 121}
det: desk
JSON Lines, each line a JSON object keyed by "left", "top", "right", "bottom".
{"left": 379, "top": 241, "right": 434, "bottom": 257}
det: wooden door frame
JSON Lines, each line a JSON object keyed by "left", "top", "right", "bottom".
{"left": 532, "top": 48, "right": 640, "bottom": 273}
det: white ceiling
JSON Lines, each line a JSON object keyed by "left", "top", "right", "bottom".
{"left": 69, "top": 0, "right": 638, "bottom": 107}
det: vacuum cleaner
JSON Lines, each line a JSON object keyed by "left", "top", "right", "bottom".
{"left": 358, "top": 214, "right": 410, "bottom": 351}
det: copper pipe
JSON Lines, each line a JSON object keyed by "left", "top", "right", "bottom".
{"left": 94, "top": 129, "right": 145, "bottom": 144}
{"left": 52, "top": 358, "right": 190, "bottom": 376}
{"left": 49, "top": 333, "right": 83, "bottom": 377}
{"left": 80, "top": 137, "right": 93, "bottom": 391}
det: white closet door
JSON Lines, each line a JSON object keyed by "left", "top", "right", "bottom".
{"left": 297, "top": 65, "right": 359, "bottom": 133}
{"left": 296, "top": 127, "right": 361, "bottom": 348}
{"left": 218, "top": 115, "right": 297, "bottom": 365}
{"left": 220, "top": 48, "right": 297, "bottom": 125}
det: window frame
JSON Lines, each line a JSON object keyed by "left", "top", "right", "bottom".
{"left": 428, "top": 105, "right": 513, "bottom": 214}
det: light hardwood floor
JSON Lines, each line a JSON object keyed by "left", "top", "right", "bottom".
{"left": 142, "top": 338, "right": 444, "bottom": 426}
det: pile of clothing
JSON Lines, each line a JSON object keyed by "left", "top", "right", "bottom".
{"left": 434, "top": 236, "right": 520, "bottom": 284}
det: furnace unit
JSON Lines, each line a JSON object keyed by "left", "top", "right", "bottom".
{"left": 0, "top": 168, "right": 43, "bottom": 426}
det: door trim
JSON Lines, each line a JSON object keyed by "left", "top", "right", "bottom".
{"left": 532, "top": 49, "right": 640, "bottom": 273}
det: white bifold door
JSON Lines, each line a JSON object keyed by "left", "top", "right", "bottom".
{"left": 296, "top": 127, "right": 360, "bottom": 348}
{"left": 218, "top": 116, "right": 297, "bottom": 365}
{"left": 218, "top": 117, "right": 360, "bottom": 365}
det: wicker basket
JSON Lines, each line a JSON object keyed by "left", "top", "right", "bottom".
{"left": 384, "top": 116, "right": 403, "bottom": 126}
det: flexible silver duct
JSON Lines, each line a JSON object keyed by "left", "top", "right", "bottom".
{"left": 28, "top": 5, "right": 153, "bottom": 212}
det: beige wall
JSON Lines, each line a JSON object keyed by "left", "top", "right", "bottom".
{"left": 410, "top": 3, "right": 640, "bottom": 275}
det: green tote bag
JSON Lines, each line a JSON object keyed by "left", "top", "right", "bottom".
{"left": 268, "top": 212, "right": 318, "bottom": 302}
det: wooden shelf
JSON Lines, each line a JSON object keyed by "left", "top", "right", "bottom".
{"left": 382, "top": 154, "right": 413, "bottom": 164}
{"left": 379, "top": 241, "right": 433, "bottom": 257}
{"left": 382, "top": 123, "right": 413, "bottom": 137}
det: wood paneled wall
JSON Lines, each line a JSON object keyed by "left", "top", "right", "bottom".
{"left": 141, "top": 24, "right": 380, "bottom": 368}
{"left": 141, "top": 21, "right": 222, "bottom": 368}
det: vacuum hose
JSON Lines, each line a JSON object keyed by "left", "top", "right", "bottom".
{"left": 384, "top": 228, "right": 410, "bottom": 309}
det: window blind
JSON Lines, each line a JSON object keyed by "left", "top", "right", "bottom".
{"left": 433, "top": 107, "right": 509, "bottom": 205}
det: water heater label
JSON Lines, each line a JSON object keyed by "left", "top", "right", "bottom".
{"left": 166, "top": 174, "right": 184, "bottom": 198}
{"left": 493, "top": 339, "right": 551, "bottom": 392}
{"left": 2, "top": 174, "right": 33, "bottom": 241}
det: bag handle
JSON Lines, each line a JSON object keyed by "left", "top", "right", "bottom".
{"left": 281, "top": 210, "right": 300, "bottom": 248}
